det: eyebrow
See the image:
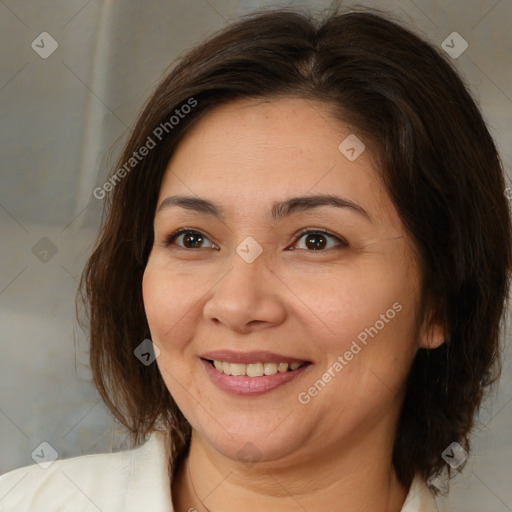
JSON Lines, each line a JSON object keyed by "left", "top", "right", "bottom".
{"left": 156, "top": 194, "right": 371, "bottom": 222}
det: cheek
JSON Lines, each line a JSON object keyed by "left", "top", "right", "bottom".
{"left": 142, "top": 266, "right": 166, "bottom": 339}
{"left": 142, "top": 262, "right": 192, "bottom": 352}
{"left": 291, "top": 263, "right": 411, "bottom": 353}
{"left": 292, "top": 262, "right": 419, "bottom": 407}
{"left": 142, "top": 263, "right": 202, "bottom": 405}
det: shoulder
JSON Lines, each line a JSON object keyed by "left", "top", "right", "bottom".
{"left": 0, "top": 430, "right": 173, "bottom": 512}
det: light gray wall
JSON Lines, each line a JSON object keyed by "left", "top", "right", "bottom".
{"left": 1, "top": 1, "right": 511, "bottom": 510}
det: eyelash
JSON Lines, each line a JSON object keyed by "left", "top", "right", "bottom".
{"left": 163, "top": 227, "right": 348, "bottom": 251}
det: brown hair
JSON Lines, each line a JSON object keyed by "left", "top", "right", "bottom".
{"left": 78, "top": 5, "right": 512, "bottom": 490}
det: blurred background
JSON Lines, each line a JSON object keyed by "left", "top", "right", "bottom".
{"left": 1, "top": 0, "right": 511, "bottom": 510}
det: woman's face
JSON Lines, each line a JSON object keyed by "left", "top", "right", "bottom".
{"left": 143, "top": 97, "right": 441, "bottom": 466}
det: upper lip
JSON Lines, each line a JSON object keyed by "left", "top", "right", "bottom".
{"left": 200, "top": 350, "right": 310, "bottom": 364}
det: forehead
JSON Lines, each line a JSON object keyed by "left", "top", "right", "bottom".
{"left": 157, "top": 96, "right": 394, "bottom": 228}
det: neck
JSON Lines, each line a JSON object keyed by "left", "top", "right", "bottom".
{"left": 171, "top": 427, "right": 409, "bottom": 512}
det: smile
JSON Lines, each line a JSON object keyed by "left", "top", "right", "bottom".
{"left": 200, "top": 357, "right": 312, "bottom": 396}
{"left": 210, "top": 360, "right": 306, "bottom": 377}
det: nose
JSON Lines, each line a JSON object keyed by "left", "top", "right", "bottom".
{"left": 202, "top": 245, "right": 286, "bottom": 334}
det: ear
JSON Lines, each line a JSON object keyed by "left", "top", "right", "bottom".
{"left": 418, "top": 305, "right": 448, "bottom": 350}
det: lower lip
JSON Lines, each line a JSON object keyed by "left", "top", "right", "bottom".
{"left": 200, "top": 359, "right": 311, "bottom": 396}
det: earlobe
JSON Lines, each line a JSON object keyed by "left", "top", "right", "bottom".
{"left": 419, "top": 307, "right": 448, "bottom": 350}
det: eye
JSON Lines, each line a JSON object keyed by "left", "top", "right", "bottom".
{"left": 162, "top": 227, "right": 347, "bottom": 251}
{"left": 163, "top": 228, "right": 217, "bottom": 250}
{"left": 291, "top": 228, "right": 348, "bottom": 251}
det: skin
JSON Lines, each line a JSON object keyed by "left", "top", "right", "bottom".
{"left": 142, "top": 97, "right": 446, "bottom": 512}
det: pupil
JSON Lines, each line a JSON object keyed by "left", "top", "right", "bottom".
{"left": 184, "top": 231, "right": 203, "bottom": 248}
{"left": 306, "top": 233, "right": 326, "bottom": 250}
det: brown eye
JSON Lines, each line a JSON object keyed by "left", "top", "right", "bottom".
{"left": 164, "top": 229, "right": 216, "bottom": 249}
{"left": 292, "top": 229, "right": 348, "bottom": 251}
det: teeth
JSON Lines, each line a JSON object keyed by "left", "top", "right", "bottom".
{"left": 263, "top": 362, "right": 278, "bottom": 375}
{"left": 212, "top": 360, "right": 304, "bottom": 377}
{"left": 278, "top": 363, "right": 289, "bottom": 373}
{"left": 246, "top": 363, "right": 264, "bottom": 377}
{"left": 230, "top": 363, "right": 246, "bottom": 376}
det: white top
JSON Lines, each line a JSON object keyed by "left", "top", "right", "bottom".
{"left": 0, "top": 429, "right": 439, "bottom": 511}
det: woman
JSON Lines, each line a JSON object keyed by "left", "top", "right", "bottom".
{"left": 1, "top": 6, "right": 510, "bottom": 512}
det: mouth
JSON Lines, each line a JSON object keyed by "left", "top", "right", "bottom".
{"left": 199, "top": 352, "right": 312, "bottom": 396}
{"left": 204, "top": 359, "right": 308, "bottom": 377}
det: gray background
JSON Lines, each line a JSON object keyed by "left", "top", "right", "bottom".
{"left": 1, "top": 0, "right": 511, "bottom": 510}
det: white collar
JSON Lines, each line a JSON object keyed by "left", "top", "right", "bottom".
{"left": 0, "top": 429, "right": 439, "bottom": 511}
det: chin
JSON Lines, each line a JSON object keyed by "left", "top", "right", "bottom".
{"left": 192, "top": 419, "right": 305, "bottom": 466}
